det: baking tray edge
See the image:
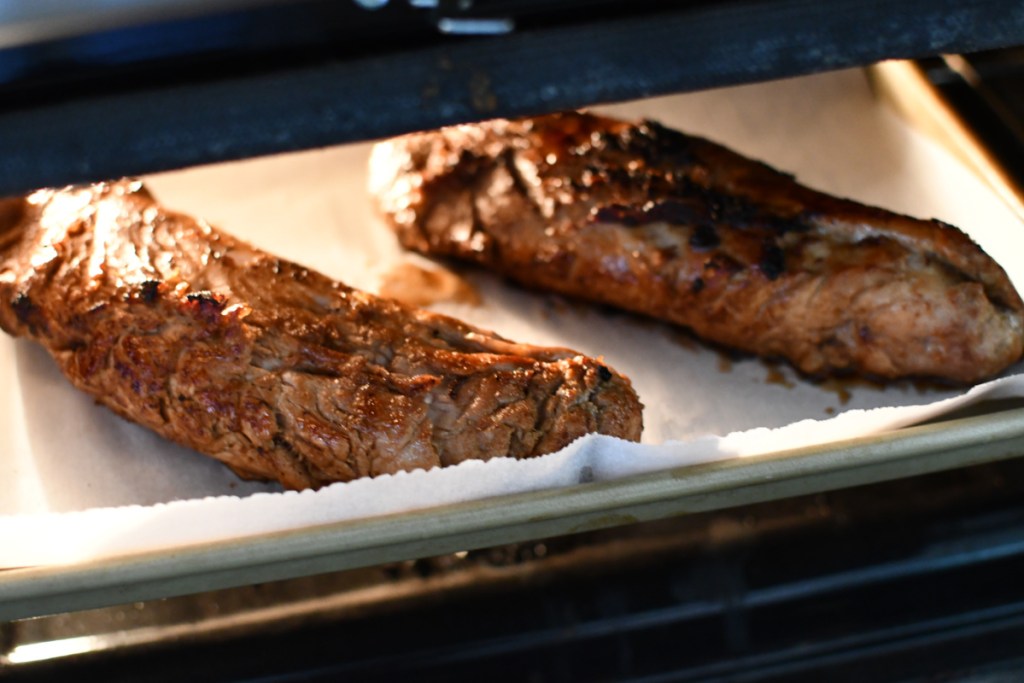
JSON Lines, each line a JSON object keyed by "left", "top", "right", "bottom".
{"left": 2, "top": 405, "right": 1024, "bottom": 621}
{"left": 5, "top": 59, "right": 1024, "bottom": 621}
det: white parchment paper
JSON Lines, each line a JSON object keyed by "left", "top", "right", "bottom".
{"left": 2, "top": 68, "right": 1023, "bottom": 567}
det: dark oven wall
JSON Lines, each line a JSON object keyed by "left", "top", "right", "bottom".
{"left": 0, "top": 0, "right": 1022, "bottom": 195}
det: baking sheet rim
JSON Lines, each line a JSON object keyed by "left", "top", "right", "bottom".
{"left": 3, "top": 404, "right": 1024, "bottom": 621}
{"left": 4, "top": 61, "right": 1024, "bottom": 621}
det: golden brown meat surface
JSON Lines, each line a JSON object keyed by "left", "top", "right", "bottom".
{"left": 0, "top": 182, "right": 642, "bottom": 490}
{"left": 370, "top": 112, "right": 1024, "bottom": 384}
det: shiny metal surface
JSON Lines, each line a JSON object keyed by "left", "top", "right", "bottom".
{"left": 0, "top": 0, "right": 289, "bottom": 48}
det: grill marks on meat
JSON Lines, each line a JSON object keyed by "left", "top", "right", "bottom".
{"left": 0, "top": 181, "right": 642, "bottom": 490}
{"left": 369, "top": 112, "right": 1024, "bottom": 384}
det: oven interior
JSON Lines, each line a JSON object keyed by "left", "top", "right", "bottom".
{"left": 3, "top": 3, "right": 1024, "bottom": 681}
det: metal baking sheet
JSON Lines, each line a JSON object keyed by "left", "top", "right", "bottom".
{"left": 1, "top": 64, "right": 1023, "bottom": 620}
{"left": 3, "top": 406, "right": 1024, "bottom": 621}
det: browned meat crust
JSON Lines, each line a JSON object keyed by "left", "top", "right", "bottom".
{"left": 369, "top": 112, "right": 1024, "bottom": 384}
{"left": 0, "top": 182, "right": 642, "bottom": 490}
